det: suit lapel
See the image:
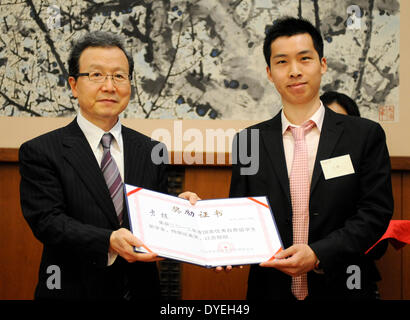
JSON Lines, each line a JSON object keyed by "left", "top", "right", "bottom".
{"left": 310, "top": 108, "right": 344, "bottom": 195}
{"left": 122, "top": 127, "right": 145, "bottom": 229}
{"left": 122, "top": 126, "right": 143, "bottom": 184}
{"left": 62, "top": 119, "right": 119, "bottom": 228}
{"left": 260, "top": 112, "right": 291, "bottom": 204}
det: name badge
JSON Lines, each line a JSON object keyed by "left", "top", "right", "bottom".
{"left": 320, "top": 154, "right": 355, "bottom": 180}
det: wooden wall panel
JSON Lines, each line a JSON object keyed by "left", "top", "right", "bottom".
{"left": 376, "top": 172, "right": 403, "bottom": 299}
{"left": 402, "top": 172, "right": 410, "bottom": 300}
{"left": 183, "top": 166, "right": 232, "bottom": 200}
{"left": 181, "top": 167, "right": 249, "bottom": 300}
{"left": 0, "top": 163, "right": 42, "bottom": 300}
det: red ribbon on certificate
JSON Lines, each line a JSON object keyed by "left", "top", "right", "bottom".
{"left": 126, "top": 187, "right": 152, "bottom": 253}
{"left": 248, "top": 197, "right": 269, "bottom": 208}
{"left": 267, "top": 247, "right": 283, "bottom": 262}
{"left": 248, "top": 197, "right": 282, "bottom": 261}
{"left": 127, "top": 187, "right": 142, "bottom": 197}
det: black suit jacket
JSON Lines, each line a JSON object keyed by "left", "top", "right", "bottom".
{"left": 19, "top": 119, "right": 168, "bottom": 300}
{"left": 230, "top": 107, "right": 393, "bottom": 300}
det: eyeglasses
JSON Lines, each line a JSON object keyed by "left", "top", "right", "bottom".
{"left": 74, "top": 72, "right": 131, "bottom": 85}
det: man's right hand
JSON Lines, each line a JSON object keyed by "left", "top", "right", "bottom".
{"left": 109, "top": 228, "right": 163, "bottom": 263}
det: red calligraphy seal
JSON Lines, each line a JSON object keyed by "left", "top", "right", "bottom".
{"left": 217, "top": 242, "right": 234, "bottom": 253}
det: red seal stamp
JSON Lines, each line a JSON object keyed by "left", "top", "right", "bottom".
{"left": 217, "top": 242, "right": 234, "bottom": 253}
{"left": 379, "top": 105, "right": 395, "bottom": 121}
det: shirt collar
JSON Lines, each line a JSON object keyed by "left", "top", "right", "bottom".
{"left": 76, "top": 111, "right": 122, "bottom": 152}
{"left": 281, "top": 100, "right": 325, "bottom": 135}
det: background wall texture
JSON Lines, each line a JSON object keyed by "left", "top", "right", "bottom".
{"left": 0, "top": 0, "right": 400, "bottom": 122}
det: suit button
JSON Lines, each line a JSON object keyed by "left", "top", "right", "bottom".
{"left": 312, "top": 212, "right": 319, "bottom": 216}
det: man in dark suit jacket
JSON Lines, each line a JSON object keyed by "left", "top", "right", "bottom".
{"left": 229, "top": 18, "right": 393, "bottom": 300}
{"left": 19, "top": 31, "right": 197, "bottom": 300}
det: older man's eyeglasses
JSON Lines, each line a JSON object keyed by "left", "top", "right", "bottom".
{"left": 74, "top": 72, "right": 131, "bottom": 85}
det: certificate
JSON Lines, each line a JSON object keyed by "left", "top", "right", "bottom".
{"left": 125, "top": 184, "right": 283, "bottom": 267}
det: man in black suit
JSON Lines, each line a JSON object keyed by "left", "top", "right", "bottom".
{"left": 19, "top": 31, "right": 197, "bottom": 300}
{"left": 229, "top": 17, "right": 393, "bottom": 300}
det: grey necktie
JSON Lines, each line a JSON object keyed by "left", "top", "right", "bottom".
{"left": 100, "top": 133, "right": 124, "bottom": 225}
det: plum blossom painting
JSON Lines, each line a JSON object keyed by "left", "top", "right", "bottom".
{"left": 0, "top": 0, "right": 399, "bottom": 121}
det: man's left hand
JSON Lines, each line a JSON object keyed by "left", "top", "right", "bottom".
{"left": 259, "top": 244, "right": 318, "bottom": 277}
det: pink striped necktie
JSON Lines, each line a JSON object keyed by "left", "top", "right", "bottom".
{"left": 289, "top": 120, "right": 315, "bottom": 300}
{"left": 101, "top": 133, "right": 124, "bottom": 225}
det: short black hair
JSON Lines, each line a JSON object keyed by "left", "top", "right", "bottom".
{"left": 263, "top": 17, "right": 324, "bottom": 68}
{"left": 68, "top": 31, "right": 134, "bottom": 79}
{"left": 321, "top": 91, "right": 361, "bottom": 117}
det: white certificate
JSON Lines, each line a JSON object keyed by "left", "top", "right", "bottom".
{"left": 124, "top": 184, "right": 283, "bottom": 267}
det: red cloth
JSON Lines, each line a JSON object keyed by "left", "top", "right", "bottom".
{"left": 365, "top": 220, "right": 410, "bottom": 254}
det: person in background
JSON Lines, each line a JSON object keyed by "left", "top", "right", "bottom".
{"left": 320, "top": 90, "right": 361, "bottom": 117}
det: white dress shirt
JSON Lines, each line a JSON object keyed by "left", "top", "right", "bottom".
{"left": 76, "top": 111, "right": 123, "bottom": 266}
{"left": 76, "top": 111, "right": 124, "bottom": 180}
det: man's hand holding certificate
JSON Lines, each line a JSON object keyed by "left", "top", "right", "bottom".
{"left": 125, "top": 184, "right": 283, "bottom": 267}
